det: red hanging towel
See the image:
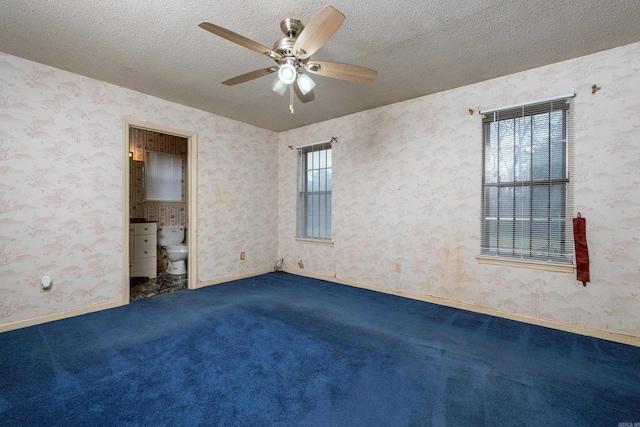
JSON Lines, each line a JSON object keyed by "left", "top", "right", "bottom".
{"left": 573, "top": 213, "right": 590, "bottom": 286}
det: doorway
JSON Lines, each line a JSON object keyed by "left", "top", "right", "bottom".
{"left": 122, "top": 118, "right": 197, "bottom": 303}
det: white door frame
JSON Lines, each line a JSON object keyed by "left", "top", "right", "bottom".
{"left": 122, "top": 118, "right": 198, "bottom": 303}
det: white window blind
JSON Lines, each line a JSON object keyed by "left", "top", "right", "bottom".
{"left": 480, "top": 95, "right": 574, "bottom": 264}
{"left": 297, "top": 142, "right": 332, "bottom": 240}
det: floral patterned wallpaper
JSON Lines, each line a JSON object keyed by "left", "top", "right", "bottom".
{"left": 278, "top": 42, "right": 640, "bottom": 340}
{"left": 1, "top": 41, "right": 639, "bottom": 340}
{"left": 0, "top": 52, "right": 278, "bottom": 327}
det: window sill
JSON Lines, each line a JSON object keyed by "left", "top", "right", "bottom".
{"left": 295, "top": 238, "right": 334, "bottom": 247}
{"left": 476, "top": 255, "right": 575, "bottom": 273}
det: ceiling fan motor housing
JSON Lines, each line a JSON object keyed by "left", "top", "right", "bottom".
{"left": 274, "top": 19, "right": 306, "bottom": 58}
{"left": 273, "top": 37, "right": 296, "bottom": 57}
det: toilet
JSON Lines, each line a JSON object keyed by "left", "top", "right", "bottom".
{"left": 157, "top": 226, "right": 188, "bottom": 275}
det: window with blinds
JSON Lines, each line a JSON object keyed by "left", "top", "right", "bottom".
{"left": 297, "top": 142, "right": 332, "bottom": 240}
{"left": 481, "top": 95, "right": 574, "bottom": 265}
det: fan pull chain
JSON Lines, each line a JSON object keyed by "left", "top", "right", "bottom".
{"left": 289, "top": 85, "right": 294, "bottom": 114}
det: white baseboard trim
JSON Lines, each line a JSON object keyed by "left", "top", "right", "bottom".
{"left": 0, "top": 270, "right": 273, "bottom": 333}
{"left": 5, "top": 270, "right": 637, "bottom": 347}
{"left": 0, "top": 299, "right": 124, "bottom": 333}
{"left": 286, "top": 270, "right": 640, "bottom": 348}
{"left": 196, "top": 269, "right": 274, "bottom": 288}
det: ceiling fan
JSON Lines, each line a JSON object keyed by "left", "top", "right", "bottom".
{"left": 198, "top": 6, "right": 377, "bottom": 112}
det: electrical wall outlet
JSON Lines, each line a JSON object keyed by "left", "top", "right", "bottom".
{"left": 395, "top": 262, "right": 402, "bottom": 273}
{"left": 298, "top": 260, "right": 304, "bottom": 269}
{"left": 240, "top": 251, "right": 245, "bottom": 260}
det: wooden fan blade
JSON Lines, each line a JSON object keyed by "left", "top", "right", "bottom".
{"left": 294, "top": 83, "right": 315, "bottom": 103}
{"left": 292, "top": 6, "right": 345, "bottom": 60}
{"left": 199, "top": 22, "right": 281, "bottom": 60}
{"left": 222, "top": 68, "right": 277, "bottom": 86}
{"left": 306, "top": 61, "right": 378, "bottom": 83}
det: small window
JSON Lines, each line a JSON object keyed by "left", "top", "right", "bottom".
{"left": 480, "top": 96, "right": 574, "bottom": 265}
{"left": 297, "top": 142, "right": 332, "bottom": 240}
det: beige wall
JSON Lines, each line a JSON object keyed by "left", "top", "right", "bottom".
{"left": 0, "top": 52, "right": 278, "bottom": 328}
{"left": 278, "top": 42, "right": 640, "bottom": 341}
{"left": 1, "top": 42, "right": 639, "bottom": 341}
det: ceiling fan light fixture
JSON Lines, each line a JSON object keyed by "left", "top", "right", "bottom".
{"left": 297, "top": 74, "right": 316, "bottom": 95}
{"left": 271, "top": 77, "right": 288, "bottom": 96}
{"left": 199, "top": 6, "right": 377, "bottom": 111}
{"left": 278, "top": 63, "right": 297, "bottom": 85}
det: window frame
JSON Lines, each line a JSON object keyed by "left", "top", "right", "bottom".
{"left": 296, "top": 141, "right": 332, "bottom": 242}
{"left": 477, "top": 94, "right": 576, "bottom": 272}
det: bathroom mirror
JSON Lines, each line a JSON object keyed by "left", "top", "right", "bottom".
{"left": 144, "top": 150, "right": 183, "bottom": 202}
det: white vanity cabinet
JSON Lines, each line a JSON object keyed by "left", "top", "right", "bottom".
{"left": 129, "top": 222, "right": 157, "bottom": 279}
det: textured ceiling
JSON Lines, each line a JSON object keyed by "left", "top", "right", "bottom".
{"left": 1, "top": 1, "right": 639, "bottom": 132}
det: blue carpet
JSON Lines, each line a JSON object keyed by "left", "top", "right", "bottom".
{"left": 1, "top": 272, "right": 639, "bottom": 426}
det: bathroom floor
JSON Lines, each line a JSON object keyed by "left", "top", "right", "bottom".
{"left": 130, "top": 272, "right": 188, "bottom": 301}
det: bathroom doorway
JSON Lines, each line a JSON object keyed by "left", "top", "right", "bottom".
{"left": 122, "top": 119, "right": 197, "bottom": 303}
